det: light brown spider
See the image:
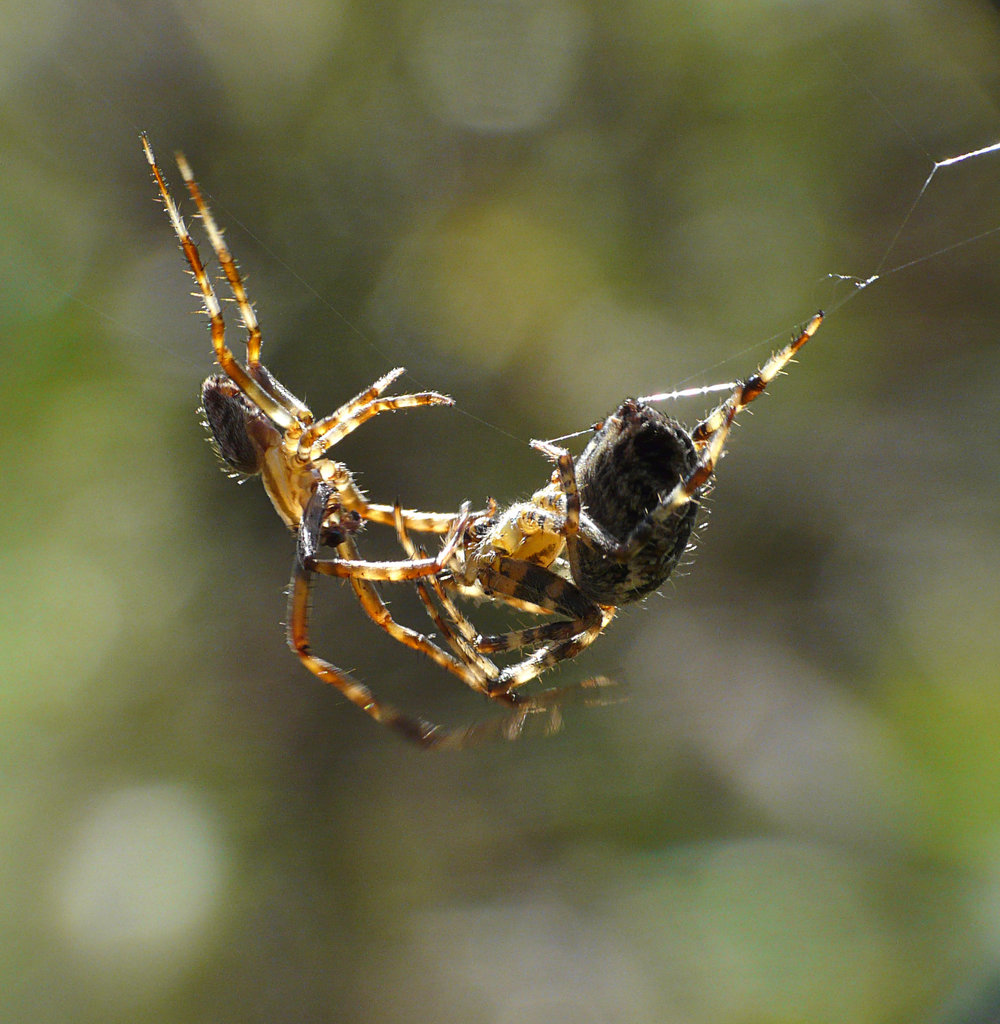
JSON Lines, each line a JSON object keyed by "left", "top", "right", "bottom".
{"left": 142, "top": 134, "right": 586, "bottom": 748}
{"left": 397, "top": 313, "right": 823, "bottom": 694}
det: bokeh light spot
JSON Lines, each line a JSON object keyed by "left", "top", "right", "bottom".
{"left": 51, "top": 783, "right": 227, "bottom": 973}
{"left": 409, "top": 0, "right": 588, "bottom": 133}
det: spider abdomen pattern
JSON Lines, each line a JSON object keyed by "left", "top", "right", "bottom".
{"left": 575, "top": 399, "right": 700, "bottom": 605}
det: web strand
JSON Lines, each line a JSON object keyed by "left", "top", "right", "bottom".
{"left": 825, "top": 139, "right": 1000, "bottom": 311}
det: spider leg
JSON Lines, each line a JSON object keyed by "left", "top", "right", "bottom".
{"left": 302, "top": 486, "right": 503, "bottom": 693}
{"left": 407, "top": 440, "right": 611, "bottom": 693}
{"left": 307, "top": 501, "right": 470, "bottom": 582}
{"left": 329, "top": 367, "right": 410, "bottom": 424}
{"left": 603, "top": 314, "right": 824, "bottom": 567}
{"left": 450, "top": 673, "right": 622, "bottom": 745}
{"left": 691, "top": 311, "right": 823, "bottom": 445}
{"left": 396, "top": 507, "right": 621, "bottom": 714}
{"left": 529, "top": 436, "right": 588, "bottom": 564}
{"left": 291, "top": 483, "right": 598, "bottom": 745}
{"left": 300, "top": 393, "right": 455, "bottom": 461}
{"left": 318, "top": 458, "right": 480, "bottom": 537}
{"left": 421, "top": 572, "right": 619, "bottom": 714}
{"left": 175, "top": 151, "right": 316, "bottom": 426}
{"left": 296, "top": 366, "right": 411, "bottom": 454}
{"left": 418, "top": 553, "right": 618, "bottom": 701}
{"left": 294, "top": 370, "right": 474, "bottom": 535}
{"left": 287, "top": 550, "right": 569, "bottom": 748}
{"left": 364, "top": 504, "right": 474, "bottom": 534}
{"left": 397, "top": 510, "right": 622, "bottom": 725}
{"left": 308, "top": 551, "right": 462, "bottom": 582}
{"left": 418, "top": 574, "right": 502, "bottom": 681}
{"left": 474, "top": 556, "right": 608, "bottom": 693}
{"left": 335, "top": 534, "right": 597, "bottom": 724}
{"left": 495, "top": 606, "right": 615, "bottom": 692}
{"left": 395, "top": 508, "right": 501, "bottom": 691}
{"left": 287, "top": 556, "right": 445, "bottom": 746}
{"left": 141, "top": 135, "right": 302, "bottom": 429}
{"left": 297, "top": 376, "right": 454, "bottom": 460}
{"left": 171, "top": 153, "right": 265, "bottom": 367}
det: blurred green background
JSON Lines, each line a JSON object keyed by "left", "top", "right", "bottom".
{"left": 4, "top": 1, "right": 1000, "bottom": 1021}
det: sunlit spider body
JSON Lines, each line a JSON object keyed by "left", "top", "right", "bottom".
{"left": 402, "top": 313, "right": 823, "bottom": 692}
{"left": 142, "top": 134, "right": 593, "bottom": 748}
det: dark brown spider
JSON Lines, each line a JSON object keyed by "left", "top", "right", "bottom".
{"left": 398, "top": 313, "right": 823, "bottom": 693}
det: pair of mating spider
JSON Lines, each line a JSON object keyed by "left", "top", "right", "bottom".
{"left": 143, "top": 135, "right": 821, "bottom": 749}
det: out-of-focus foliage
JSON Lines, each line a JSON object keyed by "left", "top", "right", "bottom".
{"left": 4, "top": 1, "right": 1000, "bottom": 1021}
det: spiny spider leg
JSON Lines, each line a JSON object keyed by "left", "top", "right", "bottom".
{"left": 145, "top": 134, "right": 463, "bottom": 538}
{"left": 395, "top": 506, "right": 621, "bottom": 713}
{"left": 364, "top": 503, "right": 469, "bottom": 535}
{"left": 300, "top": 378, "right": 479, "bottom": 536}
{"left": 301, "top": 393, "right": 454, "bottom": 462}
{"left": 295, "top": 367, "right": 408, "bottom": 454}
{"left": 458, "top": 440, "right": 610, "bottom": 686}
{"left": 174, "top": 153, "right": 265, "bottom": 368}
{"left": 288, "top": 556, "right": 565, "bottom": 748}
{"left": 295, "top": 484, "right": 490, "bottom": 685}
{"left": 307, "top": 502, "right": 471, "bottom": 582}
{"left": 178, "top": 152, "right": 461, "bottom": 474}
{"left": 142, "top": 134, "right": 299, "bottom": 429}
{"left": 476, "top": 440, "right": 611, "bottom": 691}
{"left": 691, "top": 311, "right": 823, "bottom": 445}
{"left": 607, "top": 312, "right": 825, "bottom": 563}
{"left": 395, "top": 506, "right": 502, "bottom": 691}
{"left": 290, "top": 486, "right": 576, "bottom": 745}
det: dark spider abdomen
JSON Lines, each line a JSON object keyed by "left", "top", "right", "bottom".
{"left": 574, "top": 398, "right": 699, "bottom": 605}
{"left": 202, "top": 375, "right": 263, "bottom": 476}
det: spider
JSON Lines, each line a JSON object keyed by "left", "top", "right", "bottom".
{"left": 142, "top": 134, "right": 589, "bottom": 748}
{"left": 396, "top": 313, "right": 823, "bottom": 695}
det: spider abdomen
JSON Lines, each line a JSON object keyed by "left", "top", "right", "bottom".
{"left": 574, "top": 399, "right": 699, "bottom": 605}
{"left": 202, "top": 375, "right": 268, "bottom": 477}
